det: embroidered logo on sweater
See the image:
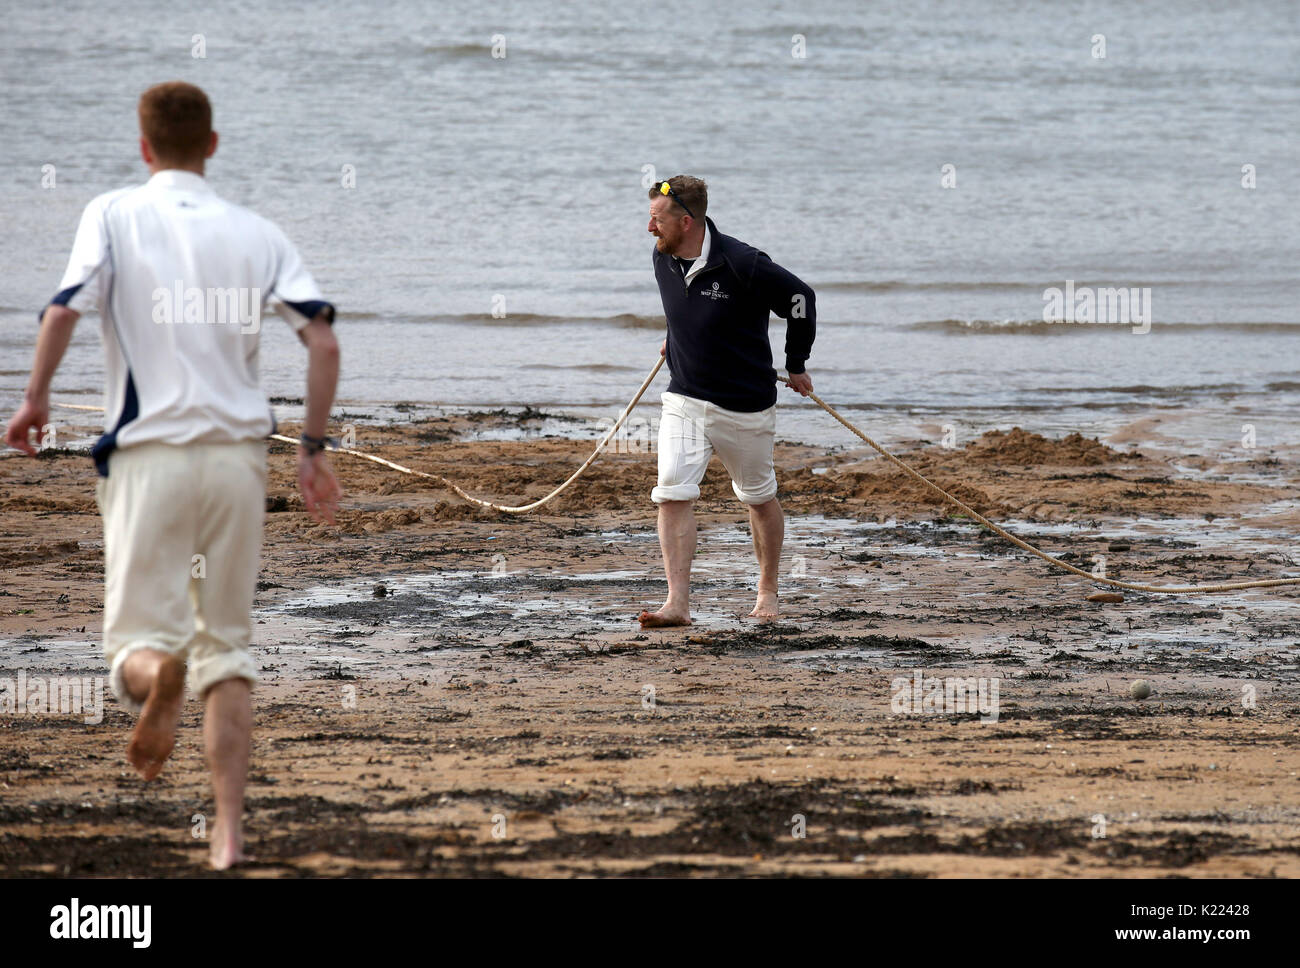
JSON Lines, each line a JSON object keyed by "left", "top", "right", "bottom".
{"left": 700, "top": 280, "right": 730, "bottom": 300}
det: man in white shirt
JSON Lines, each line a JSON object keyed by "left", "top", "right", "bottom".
{"left": 4, "top": 81, "right": 341, "bottom": 870}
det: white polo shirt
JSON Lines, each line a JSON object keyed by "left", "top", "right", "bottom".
{"left": 50, "top": 169, "right": 334, "bottom": 474}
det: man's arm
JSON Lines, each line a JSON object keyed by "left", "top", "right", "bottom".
{"left": 9, "top": 191, "right": 115, "bottom": 454}
{"left": 294, "top": 315, "right": 342, "bottom": 524}
{"left": 298, "top": 315, "right": 339, "bottom": 441}
{"left": 751, "top": 252, "right": 816, "bottom": 394}
{"left": 5, "top": 304, "right": 80, "bottom": 455}
{"left": 267, "top": 212, "right": 342, "bottom": 525}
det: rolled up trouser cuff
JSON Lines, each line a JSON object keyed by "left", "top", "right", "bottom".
{"left": 651, "top": 483, "right": 701, "bottom": 504}
{"left": 108, "top": 641, "right": 184, "bottom": 715}
{"left": 731, "top": 478, "right": 778, "bottom": 505}
{"left": 187, "top": 646, "right": 258, "bottom": 699}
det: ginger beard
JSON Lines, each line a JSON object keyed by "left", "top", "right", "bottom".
{"left": 649, "top": 198, "right": 688, "bottom": 256}
{"left": 654, "top": 221, "right": 683, "bottom": 254}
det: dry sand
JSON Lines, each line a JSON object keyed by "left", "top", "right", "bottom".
{"left": 2, "top": 409, "right": 1298, "bottom": 877}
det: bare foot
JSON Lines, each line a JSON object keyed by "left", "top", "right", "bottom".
{"left": 748, "top": 592, "right": 779, "bottom": 621}
{"left": 638, "top": 607, "right": 692, "bottom": 629}
{"left": 126, "top": 656, "right": 185, "bottom": 780}
{"left": 210, "top": 833, "right": 250, "bottom": 871}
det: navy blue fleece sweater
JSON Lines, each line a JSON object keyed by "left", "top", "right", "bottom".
{"left": 653, "top": 217, "right": 816, "bottom": 412}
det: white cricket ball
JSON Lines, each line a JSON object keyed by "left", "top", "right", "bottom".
{"left": 1129, "top": 680, "right": 1152, "bottom": 700}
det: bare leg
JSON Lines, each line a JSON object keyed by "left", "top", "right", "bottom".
{"left": 747, "top": 497, "right": 783, "bottom": 619}
{"left": 122, "top": 648, "right": 186, "bottom": 780}
{"left": 639, "top": 499, "right": 695, "bottom": 628}
{"left": 204, "top": 677, "right": 251, "bottom": 870}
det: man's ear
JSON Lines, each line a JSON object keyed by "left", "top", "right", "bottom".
{"left": 139, "top": 136, "right": 154, "bottom": 166}
{"left": 207, "top": 130, "right": 218, "bottom": 159}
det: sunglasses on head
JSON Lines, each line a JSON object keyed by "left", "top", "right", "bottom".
{"left": 657, "top": 181, "right": 695, "bottom": 219}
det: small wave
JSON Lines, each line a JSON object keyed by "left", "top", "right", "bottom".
{"left": 907, "top": 319, "right": 1300, "bottom": 335}
{"left": 819, "top": 279, "right": 1210, "bottom": 294}
{"left": 420, "top": 42, "right": 495, "bottom": 58}
{"left": 419, "top": 42, "right": 571, "bottom": 64}
{"left": 818, "top": 281, "right": 1033, "bottom": 294}
{"left": 609, "top": 313, "right": 665, "bottom": 329}
{"left": 908, "top": 318, "right": 1079, "bottom": 333}
{"left": 336, "top": 311, "right": 665, "bottom": 328}
{"left": 1027, "top": 383, "right": 1245, "bottom": 396}
{"left": 468, "top": 311, "right": 663, "bottom": 329}
{"left": 521, "top": 363, "right": 643, "bottom": 373}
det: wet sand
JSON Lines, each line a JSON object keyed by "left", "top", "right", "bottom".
{"left": 2, "top": 409, "right": 1298, "bottom": 877}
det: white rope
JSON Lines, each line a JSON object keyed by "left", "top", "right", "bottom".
{"left": 783, "top": 377, "right": 1300, "bottom": 594}
{"left": 51, "top": 353, "right": 1299, "bottom": 593}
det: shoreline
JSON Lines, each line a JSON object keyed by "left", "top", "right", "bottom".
{"left": 2, "top": 413, "right": 1298, "bottom": 877}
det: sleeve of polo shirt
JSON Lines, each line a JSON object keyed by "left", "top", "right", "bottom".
{"left": 267, "top": 222, "right": 335, "bottom": 331}
{"left": 45, "top": 196, "right": 114, "bottom": 321}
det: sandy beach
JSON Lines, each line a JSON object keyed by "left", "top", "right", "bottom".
{"left": 1, "top": 407, "right": 1297, "bottom": 877}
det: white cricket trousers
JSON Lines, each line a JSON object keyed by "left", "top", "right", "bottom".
{"left": 95, "top": 440, "right": 266, "bottom": 713}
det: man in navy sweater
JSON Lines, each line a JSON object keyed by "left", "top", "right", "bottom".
{"left": 639, "top": 175, "right": 815, "bottom": 627}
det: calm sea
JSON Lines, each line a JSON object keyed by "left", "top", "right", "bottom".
{"left": 2, "top": 0, "right": 1298, "bottom": 454}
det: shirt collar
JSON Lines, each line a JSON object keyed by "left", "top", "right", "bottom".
{"left": 147, "top": 169, "right": 213, "bottom": 193}
{"left": 678, "top": 223, "right": 711, "bottom": 278}
{"left": 691, "top": 223, "right": 712, "bottom": 266}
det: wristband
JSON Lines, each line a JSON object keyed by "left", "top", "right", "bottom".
{"left": 300, "top": 433, "right": 334, "bottom": 456}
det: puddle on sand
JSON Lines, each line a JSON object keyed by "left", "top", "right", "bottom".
{"left": 256, "top": 517, "right": 887, "bottom": 670}
{"left": 15, "top": 514, "right": 1294, "bottom": 685}
{"left": 277, "top": 568, "right": 663, "bottom": 624}
{"left": 848, "top": 512, "right": 1300, "bottom": 560}
{"left": 0, "top": 639, "right": 105, "bottom": 676}
{"left": 265, "top": 511, "right": 1300, "bottom": 649}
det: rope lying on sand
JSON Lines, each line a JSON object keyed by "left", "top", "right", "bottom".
{"left": 266, "top": 356, "right": 666, "bottom": 514}
{"left": 53, "top": 356, "right": 1300, "bottom": 594}
{"left": 56, "top": 359, "right": 666, "bottom": 515}
{"left": 787, "top": 382, "right": 1299, "bottom": 594}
